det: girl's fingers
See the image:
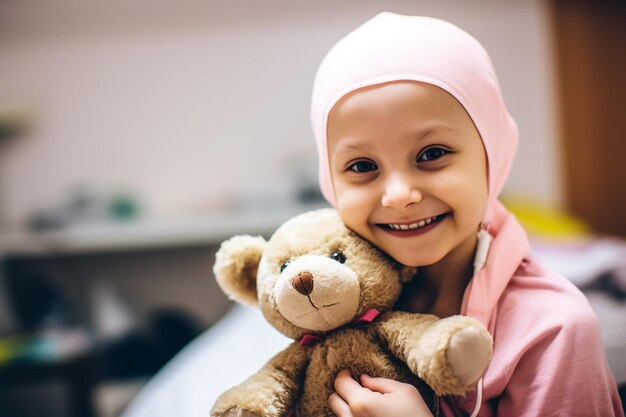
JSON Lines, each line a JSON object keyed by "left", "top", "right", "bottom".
{"left": 359, "top": 373, "right": 403, "bottom": 394}
{"left": 333, "top": 369, "right": 363, "bottom": 400}
{"left": 328, "top": 391, "right": 354, "bottom": 417}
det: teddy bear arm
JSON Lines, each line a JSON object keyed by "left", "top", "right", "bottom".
{"left": 375, "top": 311, "right": 440, "bottom": 364}
{"left": 211, "top": 341, "right": 309, "bottom": 417}
{"left": 376, "top": 312, "right": 492, "bottom": 396}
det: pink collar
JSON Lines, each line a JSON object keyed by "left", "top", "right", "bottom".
{"left": 299, "top": 308, "right": 381, "bottom": 347}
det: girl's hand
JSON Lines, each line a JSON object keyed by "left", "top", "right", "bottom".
{"left": 328, "top": 370, "right": 434, "bottom": 417}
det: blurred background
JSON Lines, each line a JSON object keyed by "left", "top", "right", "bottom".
{"left": 0, "top": 0, "right": 624, "bottom": 416}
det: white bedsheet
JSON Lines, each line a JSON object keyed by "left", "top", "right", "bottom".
{"left": 121, "top": 305, "right": 290, "bottom": 417}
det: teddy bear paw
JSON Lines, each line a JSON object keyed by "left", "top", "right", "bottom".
{"left": 216, "top": 407, "right": 262, "bottom": 417}
{"left": 447, "top": 325, "right": 493, "bottom": 386}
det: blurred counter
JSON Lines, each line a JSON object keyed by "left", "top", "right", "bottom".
{"left": 0, "top": 202, "right": 328, "bottom": 258}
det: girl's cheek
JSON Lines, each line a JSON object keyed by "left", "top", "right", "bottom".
{"left": 431, "top": 168, "right": 482, "bottom": 191}
{"left": 336, "top": 183, "right": 368, "bottom": 202}
{"left": 421, "top": 171, "right": 461, "bottom": 192}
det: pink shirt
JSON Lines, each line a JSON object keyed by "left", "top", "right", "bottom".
{"left": 444, "top": 204, "right": 624, "bottom": 417}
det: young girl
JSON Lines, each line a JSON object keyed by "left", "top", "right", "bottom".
{"left": 309, "top": 12, "right": 624, "bottom": 417}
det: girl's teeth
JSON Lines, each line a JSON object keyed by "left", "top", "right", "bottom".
{"left": 388, "top": 216, "right": 438, "bottom": 231}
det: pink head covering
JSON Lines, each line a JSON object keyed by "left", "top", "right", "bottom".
{"left": 310, "top": 12, "right": 519, "bottom": 224}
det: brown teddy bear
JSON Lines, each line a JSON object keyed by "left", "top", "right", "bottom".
{"left": 212, "top": 208, "right": 492, "bottom": 417}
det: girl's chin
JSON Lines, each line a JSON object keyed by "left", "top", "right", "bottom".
{"left": 368, "top": 237, "right": 441, "bottom": 266}
{"left": 386, "top": 252, "right": 442, "bottom": 268}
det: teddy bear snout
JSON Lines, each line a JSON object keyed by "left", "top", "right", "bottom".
{"left": 292, "top": 271, "right": 314, "bottom": 295}
{"left": 272, "top": 255, "right": 361, "bottom": 332}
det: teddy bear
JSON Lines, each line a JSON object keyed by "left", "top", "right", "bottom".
{"left": 211, "top": 208, "right": 492, "bottom": 417}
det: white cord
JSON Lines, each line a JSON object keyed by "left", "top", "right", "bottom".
{"left": 468, "top": 224, "right": 491, "bottom": 417}
{"left": 473, "top": 224, "right": 492, "bottom": 276}
{"left": 469, "top": 377, "right": 484, "bottom": 417}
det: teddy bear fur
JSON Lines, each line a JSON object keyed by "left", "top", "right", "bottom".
{"left": 211, "top": 208, "right": 492, "bottom": 417}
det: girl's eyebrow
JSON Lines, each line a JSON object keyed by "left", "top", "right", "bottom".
{"left": 331, "top": 141, "right": 369, "bottom": 160}
{"left": 417, "top": 125, "right": 455, "bottom": 140}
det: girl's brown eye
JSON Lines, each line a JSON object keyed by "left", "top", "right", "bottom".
{"left": 348, "top": 160, "right": 377, "bottom": 173}
{"left": 417, "top": 147, "right": 448, "bottom": 162}
{"left": 330, "top": 251, "right": 346, "bottom": 264}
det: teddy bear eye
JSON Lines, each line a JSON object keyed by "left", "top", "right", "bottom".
{"left": 330, "top": 251, "right": 346, "bottom": 264}
{"left": 280, "top": 261, "right": 291, "bottom": 273}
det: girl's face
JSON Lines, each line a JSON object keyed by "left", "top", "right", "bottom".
{"left": 327, "top": 81, "right": 488, "bottom": 267}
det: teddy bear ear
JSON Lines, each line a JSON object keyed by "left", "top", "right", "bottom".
{"left": 213, "top": 235, "right": 267, "bottom": 306}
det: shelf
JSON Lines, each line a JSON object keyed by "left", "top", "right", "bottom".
{"left": 0, "top": 203, "right": 329, "bottom": 258}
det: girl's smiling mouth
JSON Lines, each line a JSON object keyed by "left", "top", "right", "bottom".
{"left": 376, "top": 213, "right": 449, "bottom": 237}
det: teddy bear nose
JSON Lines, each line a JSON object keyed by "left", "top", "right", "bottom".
{"left": 292, "top": 271, "right": 314, "bottom": 295}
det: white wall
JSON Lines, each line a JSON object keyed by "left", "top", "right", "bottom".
{"left": 0, "top": 0, "right": 562, "bottom": 227}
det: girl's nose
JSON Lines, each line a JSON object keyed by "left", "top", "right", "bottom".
{"left": 381, "top": 173, "right": 423, "bottom": 208}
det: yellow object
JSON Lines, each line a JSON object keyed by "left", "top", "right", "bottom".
{"left": 502, "top": 197, "right": 589, "bottom": 239}
{"left": 0, "top": 335, "right": 29, "bottom": 364}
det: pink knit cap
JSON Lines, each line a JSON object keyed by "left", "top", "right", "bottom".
{"left": 310, "top": 12, "right": 518, "bottom": 224}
